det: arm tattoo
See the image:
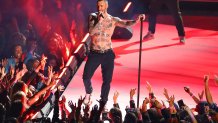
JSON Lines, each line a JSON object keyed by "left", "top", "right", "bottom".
{"left": 125, "top": 20, "right": 136, "bottom": 26}
{"left": 116, "top": 19, "right": 136, "bottom": 27}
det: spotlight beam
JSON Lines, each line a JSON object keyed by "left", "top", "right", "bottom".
{"left": 123, "top": 2, "right": 132, "bottom": 13}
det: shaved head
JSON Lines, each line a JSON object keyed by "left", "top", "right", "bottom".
{"left": 97, "top": 0, "right": 108, "bottom": 3}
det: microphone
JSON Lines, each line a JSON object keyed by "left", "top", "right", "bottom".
{"left": 99, "top": 12, "right": 104, "bottom": 18}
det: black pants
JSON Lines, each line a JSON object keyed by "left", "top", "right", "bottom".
{"left": 148, "top": 0, "right": 185, "bottom": 36}
{"left": 82, "top": 50, "right": 115, "bottom": 102}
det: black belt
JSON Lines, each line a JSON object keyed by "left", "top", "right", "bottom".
{"left": 91, "top": 49, "right": 112, "bottom": 54}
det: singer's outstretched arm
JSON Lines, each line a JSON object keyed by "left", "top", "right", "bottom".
{"left": 114, "top": 17, "right": 136, "bottom": 27}
{"left": 115, "top": 14, "right": 145, "bottom": 27}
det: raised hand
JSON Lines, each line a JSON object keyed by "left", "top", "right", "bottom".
{"left": 113, "top": 91, "right": 119, "bottom": 104}
{"left": 204, "top": 75, "right": 209, "bottom": 84}
{"left": 184, "top": 86, "right": 190, "bottom": 93}
{"left": 0, "top": 67, "right": 6, "bottom": 80}
{"left": 97, "top": 12, "right": 104, "bottom": 22}
{"left": 78, "top": 96, "right": 85, "bottom": 107}
{"left": 168, "top": 95, "right": 177, "bottom": 114}
{"left": 136, "top": 14, "right": 146, "bottom": 23}
{"left": 168, "top": 95, "right": 175, "bottom": 107}
{"left": 198, "top": 90, "right": 204, "bottom": 101}
{"left": 83, "top": 101, "right": 91, "bottom": 115}
{"left": 82, "top": 101, "right": 91, "bottom": 122}
{"left": 90, "top": 104, "right": 99, "bottom": 116}
{"left": 68, "top": 101, "right": 77, "bottom": 112}
{"left": 130, "top": 88, "right": 136, "bottom": 100}
{"left": 146, "top": 81, "right": 152, "bottom": 93}
{"left": 214, "top": 74, "right": 218, "bottom": 86}
{"left": 1, "top": 58, "right": 8, "bottom": 67}
{"left": 15, "top": 66, "right": 28, "bottom": 81}
{"left": 48, "top": 66, "right": 54, "bottom": 78}
{"left": 184, "top": 86, "right": 202, "bottom": 104}
{"left": 163, "top": 88, "right": 170, "bottom": 100}
{"left": 161, "top": 100, "right": 166, "bottom": 108}
{"left": 40, "top": 54, "right": 47, "bottom": 70}
{"left": 68, "top": 100, "right": 76, "bottom": 120}
{"left": 140, "top": 98, "right": 149, "bottom": 113}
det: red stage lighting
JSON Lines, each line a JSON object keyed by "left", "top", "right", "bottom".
{"left": 82, "top": 33, "right": 90, "bottom": 43}
{"left": 123, "top": 2, "right": 132, "bottom": 12}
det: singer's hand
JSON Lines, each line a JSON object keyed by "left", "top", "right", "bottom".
{"left": 98, "top": 12, "right": 104, "bottom": 22}
{"left": 136, "top": 14, "right": 146, "bottom": 23}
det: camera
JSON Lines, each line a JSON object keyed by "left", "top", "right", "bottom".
{"left": 102, "top": 111, "right": 109, "bottom": 120}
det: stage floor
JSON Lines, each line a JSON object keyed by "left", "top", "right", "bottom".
{"left": 59, "top": 15, "right": 218, "bottom": 115}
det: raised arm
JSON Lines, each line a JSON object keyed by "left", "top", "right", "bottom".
{"left": 115, "top": 14, "right": 145, "bottom": 27}
{"left": 27, "top": 80, "right": 56, "bottom": 106}
{"left": 113, "top": 91, "right": 120, "bottom": 108}
{"left": 184, "top": 86, "right": 201, "bottom": 104}
{"left": 130, "top": 88, "right": 136, "bottom": 108}
{"left": 214, "top": 74, "right": 218, "bottom": 86}
{"left": 204, "top": 75, "right": 214, "bottom": 104}
{"left": 163, "top": 88, "right": 170, "bottom": 100}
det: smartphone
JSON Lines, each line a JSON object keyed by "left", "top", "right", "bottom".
{"left": 177, "top": 99, "right": 185, "bottom": 109}
{"left": 102, "top": 112, "right": 108, "bottom": 121}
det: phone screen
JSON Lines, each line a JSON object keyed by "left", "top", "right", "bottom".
{"left": 102, "top": 112, "right": 108, "bottom": 120}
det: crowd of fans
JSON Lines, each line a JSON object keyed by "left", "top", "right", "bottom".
{"left": 26, "top": 75, "right": 218, "bottom": 122}
{"left": 0, "top": 0, "right": 89, "bottom": 61}
{"left": 36, "top": 75, "right": 218, "bottom": 123}
{"left": 0, "top": 44, "right": 65, "bottom": 122}
{"left": 1, "top": 58, "right": 217, "bottom": 123}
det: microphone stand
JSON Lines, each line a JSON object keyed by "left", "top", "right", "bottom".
{"left": 137, "top": 17, "right": 143, "bottom": 108}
